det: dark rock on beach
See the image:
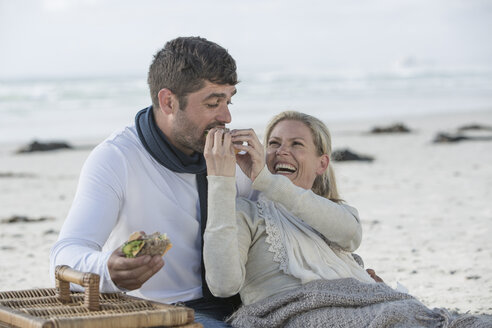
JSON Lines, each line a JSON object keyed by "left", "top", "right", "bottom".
{"left": 16, "top": 140, "right": 73, "bottom": 153}
{"left": 433, "top": 133, "right": 470, "bottom": 143}
{"left": 332, "top": 149, "right": 374, "bottom": 162}
{"left": 457, "top": 123, "right": 492, "bottom": 132}
{"left": 0, "top": 172, "right": 36, "bottom": 178}
{"left": 433, "top": 132, "right": 492, "bottom": 143}
{"left": 1, "top": 215, "right": 54, "bottom": 224}
{"left": 370, "top": 123, "right": 411, "bottom": 134}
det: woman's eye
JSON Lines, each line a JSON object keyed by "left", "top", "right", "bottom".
{"left": 293, "top": 141, "right": 303, "bottom": 146}
{"left": 268, "top": 140, "right": 280, "bottom": 147}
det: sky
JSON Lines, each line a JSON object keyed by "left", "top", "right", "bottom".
{"left": 1, "top": 0, "right": 492, "bottom": 80}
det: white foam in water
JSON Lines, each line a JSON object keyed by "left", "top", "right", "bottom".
{"left": 1, "top": 69, "right": 492, "bottom": 144}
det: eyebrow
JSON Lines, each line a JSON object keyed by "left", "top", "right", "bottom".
{"left": 203, "top": 89, "right": 237, "bottom": 101}
{"left": 269, "top": 136, "right": 307, "bottom": 142}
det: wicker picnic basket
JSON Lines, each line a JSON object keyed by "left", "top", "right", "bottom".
{"left": 0, "top": 265, "right": 202, "bottom": 328}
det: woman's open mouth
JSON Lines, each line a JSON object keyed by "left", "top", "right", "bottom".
{"left": 274, "top": 163, "right": 297, "bottom": 175}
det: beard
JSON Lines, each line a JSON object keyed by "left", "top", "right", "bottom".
{"left": 172, "top": 109, "right": 222, "bottom": 154}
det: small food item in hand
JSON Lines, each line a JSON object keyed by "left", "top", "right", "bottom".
{"left": 205, "top": 128, "right": 243, "bottom": 154}
{"left": 204, "top": 127, "right": 230, "bottom": 136}
{"left": 122, "top": 231, "right": 172, "bottom": 258}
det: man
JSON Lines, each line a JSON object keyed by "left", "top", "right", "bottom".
{"left": 50, "top": 36, "right": 250, "bottom": 327}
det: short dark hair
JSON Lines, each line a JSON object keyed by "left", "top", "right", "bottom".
{"left": 148, "top": 36, "right": 238, "bottom": 110}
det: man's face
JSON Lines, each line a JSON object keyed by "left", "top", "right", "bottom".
{"left": 172, "top": 81, "right": 236, "bottom": 154}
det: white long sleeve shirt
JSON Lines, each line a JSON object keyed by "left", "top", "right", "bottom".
{"left": 49, "top": 124, "right": 253, "bottom": 304}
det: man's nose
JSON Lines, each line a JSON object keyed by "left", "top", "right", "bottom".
{"left": 217, "top": 104, "right": 232, "bottom": 124}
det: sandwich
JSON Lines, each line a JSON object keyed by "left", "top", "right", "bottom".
{"left": 122, "top": 231, "right": 172, "bottom": 258}
{"left": 204, "top": 127, "right": 243, "bottom": 154}
{"left": 204, "top": 127, "right": 230, "bottom": 137}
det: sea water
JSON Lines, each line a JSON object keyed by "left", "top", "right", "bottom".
{"left": 1, "top": 68, "right": 492, "bottom": 144}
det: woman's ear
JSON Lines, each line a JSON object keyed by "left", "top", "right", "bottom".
{"left": 157, "top": 88, "right": 176, "bottom": 114}
{"left": 316, "top": 154, "right": 330, "bottom": 175}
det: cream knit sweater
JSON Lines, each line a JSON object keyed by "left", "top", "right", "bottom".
{"left": 204, "top": 168, "right": 365, "bottom": 305}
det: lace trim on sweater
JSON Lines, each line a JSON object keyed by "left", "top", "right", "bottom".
{"left": 257, "top": 197, "right": 290, "bottom": 275}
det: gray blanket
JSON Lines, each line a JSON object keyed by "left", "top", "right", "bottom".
{"left": 228, "top": 278, "right": 492, "bottom": 328}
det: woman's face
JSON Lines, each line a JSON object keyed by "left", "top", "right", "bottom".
{"left": 266, "top": 120, "right": 328, "bottom": 190}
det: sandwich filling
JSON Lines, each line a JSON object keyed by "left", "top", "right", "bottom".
{"left": 122, "top": 232, "right": 172, "bottom": 258}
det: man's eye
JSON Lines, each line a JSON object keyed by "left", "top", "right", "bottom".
{"left": 206, "top": 103, "right": 219, "bottom": 108}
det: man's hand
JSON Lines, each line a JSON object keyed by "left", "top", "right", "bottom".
{"left": 108, "top": 248, "right": 164, "bottom": 290}
{"left": 366, "top": 268, "right": 384, "bottom": 283}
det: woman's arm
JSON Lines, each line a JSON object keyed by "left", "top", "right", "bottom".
{"left": 253, "top": 167, "right": 362, "bottom": 252}
{"left": 203, "top": 128, "right": 252, "bottom": 297}
{"left": 203, "top": 176, "right": 252, "bottom": 297}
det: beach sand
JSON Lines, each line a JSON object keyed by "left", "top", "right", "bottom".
{"left": 0, "top": 110, "right": 491, "bottom": 315}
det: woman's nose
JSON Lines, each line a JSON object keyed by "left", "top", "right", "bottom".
{"left": 276, "top": 144, "right": 289, "bottom": 155}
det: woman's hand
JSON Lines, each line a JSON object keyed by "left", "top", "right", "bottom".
{"left": 231, "top": 129, "right": 265, "bottom": 181}
{"left": 204, "top": 128, "right": 236, "bottom": 177}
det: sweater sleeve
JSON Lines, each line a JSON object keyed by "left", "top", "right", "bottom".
{"left": 49, "top": 142, "right": 126, "bottom": 292}
{"left": 252, "top": 167, "right": 362, "bottom": 252}
{"left": 204, "top": 176, "right": 252, "bottom": 297}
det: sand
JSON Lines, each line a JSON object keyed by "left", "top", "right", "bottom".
{"left": 0, "top": 110, "right": 491, "bottom": 315}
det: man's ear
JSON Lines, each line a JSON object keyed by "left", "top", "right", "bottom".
{"left": 316, "top": 154, "right": 330, "bottom": 175}
{"left": 157, "top": 88, "right": 176, "bottom": 114}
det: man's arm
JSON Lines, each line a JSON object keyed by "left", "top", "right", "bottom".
{"left": 49, "top": 143, "right": 163, "bottom": 291}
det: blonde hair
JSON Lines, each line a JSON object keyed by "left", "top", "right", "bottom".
{"left": 264, "top": 111, "right": 342, "bottom": 202}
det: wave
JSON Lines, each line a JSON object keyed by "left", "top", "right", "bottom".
{"left": 1, "top": 69, "right": 491, "bottom": 143}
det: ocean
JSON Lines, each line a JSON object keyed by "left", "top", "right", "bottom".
{"left": 1, "top": 68, "right": 492, "bottom": 145}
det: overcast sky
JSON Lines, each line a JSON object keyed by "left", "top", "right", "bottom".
{"left": 1, "top": 0, "right": 492, "bottom": 80}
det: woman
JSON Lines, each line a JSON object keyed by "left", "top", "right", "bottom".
{"left": 204, "top": 111, "right": 374, "bottom": 302}
{"left": 203, "top": 111, "right": 489, "bottom": 328}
